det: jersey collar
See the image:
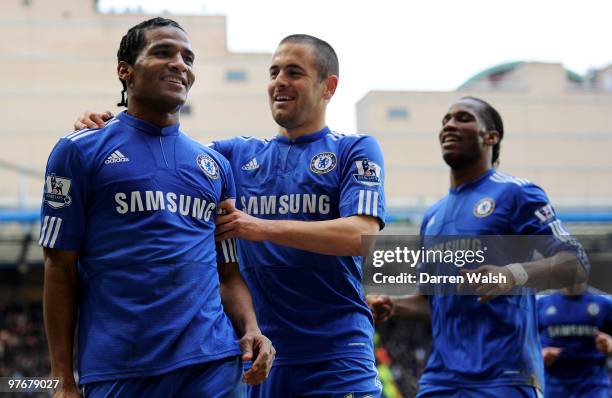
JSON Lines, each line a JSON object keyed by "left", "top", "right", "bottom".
{"left": 275, "top": 126, "right": 330, "bottom": 144}
{"left": 450, "top": 168, "right": 496, "bottom": 194}
{"left": 118, "top": 111, "right": 181, "bottom": 136}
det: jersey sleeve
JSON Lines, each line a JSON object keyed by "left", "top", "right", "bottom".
{"left": 38, "top": 138, "right": 88, "bottom": 251}
{"left": 512, "top": 183, "right": 589, "bottom": 273}
{"left": 208, "top": 137, "right": 237, "bottom": 162}
{"left": 215, "top": 154, "right": 238, "bottom": 264}
{"left": 218, "top": 155, "right": 236, "bottom": 202}
{"left": 338, "top": 135, "right": 386, "bottom": 228}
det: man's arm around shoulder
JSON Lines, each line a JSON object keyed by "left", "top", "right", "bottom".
{"left": 215, "top": 200, "right": 379, "bottom": 256}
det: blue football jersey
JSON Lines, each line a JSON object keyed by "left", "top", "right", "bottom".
{"left": 538, "top": 291, "right": 612, "bottom": 389}
{"left": 39, "top": 111, "right": 241, "bottom": 384}
{"left": 211, "top": 127, "right": 386, "bottom": 364}
{"left": 419, "top": 169, "right": 587, "bottom": 390}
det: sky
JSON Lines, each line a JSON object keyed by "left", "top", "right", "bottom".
{"left": 98, "top": 0, "right": 612, "bottom": 132}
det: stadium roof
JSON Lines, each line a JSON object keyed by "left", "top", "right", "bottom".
{"left": 458, "top": 61, "right": 584, "bottom": 90}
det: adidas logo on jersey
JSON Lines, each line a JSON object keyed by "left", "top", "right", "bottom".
{"left": 241, "top": 157, "right": 259, "bottom": 171}
{"left": 105, "top": 150, "right": 130, "bottom": 165}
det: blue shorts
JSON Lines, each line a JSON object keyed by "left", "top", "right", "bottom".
{"left": 83, "top": 356, "right": 244, "bottom": 398}
{"left": 247, "top": 358, "right": 381, "bottom": 398}
{"left": 417, "top": 384, "right": 542, "bottom": 398}
{"left": 545, "top": 382, "right": 609, "bottom": 398}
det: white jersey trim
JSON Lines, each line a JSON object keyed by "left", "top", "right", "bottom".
{"left": 357, "top": 189, "right": 380, "bottom": 218}
{"left": 221, "top": 238, "right": 237, "bottom": 263}
{"left": 39, "top": 216, "right": 62, "bottom": 248}
{"left": 490, "top": 172, "right": 530, "bottom": 186}
{"left": 68, "top": 118, "right": 119, "bottom": 142}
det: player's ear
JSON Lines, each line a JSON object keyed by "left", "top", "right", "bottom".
{"left": 117, "top": 61, "right": 133, "bottom": 85}
{"left": 483, "top": 130, "right": 500, "bottom": 147}
{"left": 322, "top": 75, "right": 338, "bottom": 101}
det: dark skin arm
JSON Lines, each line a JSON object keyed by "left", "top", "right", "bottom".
{"left": 366, "top": 294, "right": 430, "bottom": 324}
{"left": 218, "top": 262, "right": 275, "bottom": 385}
{"left": 462, "top": 251, "right": 587, "bottom": 302}
{"left": 43, "top": 248, "right": 81, "bottom": 398}
{"left": 542, "top": 346, "right": 563, "bottom": 367}
{"left": 595, "top": 331, "right": 612, "bottom": 354}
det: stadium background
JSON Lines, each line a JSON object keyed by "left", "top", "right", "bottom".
{"left": 2, "top": 1, "right": 612, "bottom": 396}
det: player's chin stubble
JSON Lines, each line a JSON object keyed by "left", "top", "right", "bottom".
{"left": 273, "top": 111, "right": 299, "bottom": 130}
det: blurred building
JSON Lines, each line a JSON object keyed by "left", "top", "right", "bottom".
{"left": 1, "top": 0, "right": 276, "bottom": 208}
{"left": 357, "top": 61, "right": 612, "bottom": 210}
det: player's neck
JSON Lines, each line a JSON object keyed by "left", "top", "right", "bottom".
{"left": 127, "top": 101, "right": 180, "bottom": 128}
{"left": 450, "top": 162, "right": 492, "bottom": 188}
{"left": 279, "top": 118, "right": 326, "bottom": 140}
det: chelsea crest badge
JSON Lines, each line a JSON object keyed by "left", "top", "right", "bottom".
{"left": 310, "top": 152, "right": 337, "bottom": 174}
{"left": 197, "top": 154, "right": 220, "bottom": 180}
{"left": 473, "top": 197, "right": 495, "bottom": 218}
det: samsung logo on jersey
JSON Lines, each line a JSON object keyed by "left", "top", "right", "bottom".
{"left": 240, "top": 194, "right": 330, "bottom": 215}
{"left": 428, "top": 238, "right": 484, "bottom": 253}
{"left": 114, "top": 191, "right": 216, "bottom": 221}
{"left": 547, "top": 324, "right": 598, "bottom": 338}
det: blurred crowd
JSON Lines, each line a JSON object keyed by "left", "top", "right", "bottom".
{"left": 1, "top": 301, "right": 50, "bottom": 378}
{"left": 375, "top": 319, "right": 432, "bottom": 397}
{"left": 3, "top": 300, "right": 612, "bottom": 397}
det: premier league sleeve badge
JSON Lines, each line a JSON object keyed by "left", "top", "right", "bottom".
{"left": 44, "top": 173, "right": 73, "bottom": 209}
{"left": 353, "top": 158, "right": 382, "bottom": 186}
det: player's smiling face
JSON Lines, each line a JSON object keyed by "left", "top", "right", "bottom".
{"left": 121, "top": 26, "right": 195, "bottom": 113}
{"left": 267, "top": 42, "right": 329, "bottom": 136}
{"left": 439, "top": 99, "right": 490, "bottom": 170}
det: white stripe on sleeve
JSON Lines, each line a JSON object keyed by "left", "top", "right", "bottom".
{"left": 42, "top": 217, "right": 57, "bottom": 247}
{"left": 49, "top": 218, "right": 62, "bottom": 248}
{"left": 65, "top": 128, "right": 93, "bottom": 140}
{"left": 365, "top": 191, "right": 372, "bottom": 215}
{"left": 39, "top": 216, "right": 49, "bottom": 245}
{"left": 549, "top": 220, "right": 570, "bottom": 243}
{"left": 221, "top": 239, "right": 238, "bottom": 263}
{"left": 358, "top": 190, "right": 365, "bottom": 215}
{"left": 373, "top": 192, "right": 379, "bottom": 218}
{"left": 221, "top": 240, "right": 231, "bottom": 262}
{"left": 229, "top": 238, "right": 237, "bottom": 262}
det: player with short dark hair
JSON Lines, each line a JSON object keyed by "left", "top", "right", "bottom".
{"left": 42, "top": 17, "right": 273, "bottom": 398}
{"left": 75, "top": 33, "right": 386, "bottom": 397}
{"left": 538, "top": 284, "right": 612, "bottom": 398}
{"left": 368, "top": 97, "right": 588, "bottom": 398}
{"left": 210, "top": 33, "right": 384, "bottom": 398}
{"left": 278, "top": 34, "right": 339, "bottom": 79}
{"left": 459, "top": 96, "right": 504, "bottom": 166}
